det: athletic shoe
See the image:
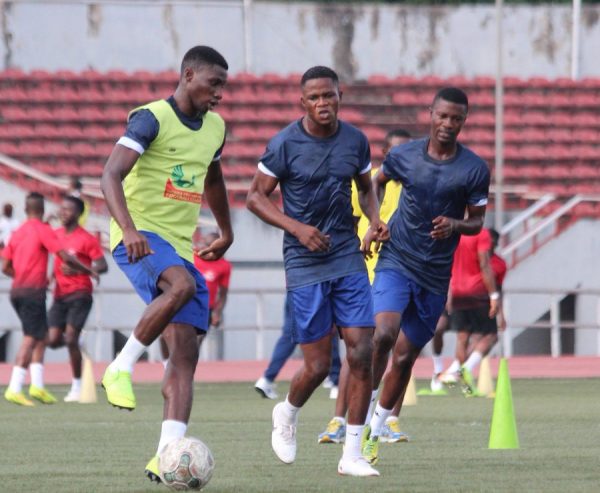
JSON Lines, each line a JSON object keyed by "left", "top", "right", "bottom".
{"left": 254, "top": 377, "right": 278, "bottom": 400}
{"left": 318, "top": 418, "right": 346, "bottom": 444}
{"left": 322, "top": 376, "right": 335, "bottom": 389}
{"left": 329, "top": 386, "right": 339, "bottom": 400}
{"left": 361, "top": 426, "right": 380, "bottom": 465}
{"left": 380, "top": 418, "right": 409, "bottom": 443}
{"left": 64, "top": 389, "right": 81, "bottom": 403}
{"left": 144, "top": 455, "right": 161, "bottom": 483}
{"left": 101, "top": 367, "right": 136, "bottom": 410}
{"left": 4, "top": 389, "right": 34, "bottom": 407}
{"left": 440, "top": 371, "right": 459, "bottom": 386}
{"left": 338, "top": 456, "right": 380, "bottom": 477}
{"left": 29, "top": 385, "right": 57, "bottom": 404}
{"left": 460, "top": 367, "right": 476, "bottom": 395}
{"left": 271, "top": 402, "right": 297, "bottom": 463}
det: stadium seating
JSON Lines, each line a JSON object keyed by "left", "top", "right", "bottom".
{"left": 0, "top": 70, "right": 598, "bottom": 212}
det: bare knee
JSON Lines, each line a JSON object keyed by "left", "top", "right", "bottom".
{"left": 373, "top": 327, "right": 397, "bottom": 354}
{"left": 346, "top": 340, "right": 373, "bottom": 380}
{"left": 305, "top": 356, "right": 331, "bottom": 383}
{"left": 390, "top": 349, "right": 416, "bottom": 373}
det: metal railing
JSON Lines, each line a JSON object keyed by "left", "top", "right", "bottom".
{"left": 2, "top": 284, "right": 599, "bottom": 361}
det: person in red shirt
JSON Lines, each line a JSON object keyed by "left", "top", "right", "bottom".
{"left": 47, "top": 196, "right": 108, "bottom": 402}
{"left": 441, "top": 227, "right": 501, "bottom": 394}
{"left": 193, "top": 232, "right": 231, "bottom": 328}
{"left": 1, "top": 192, "right": 97, "bottom": 407}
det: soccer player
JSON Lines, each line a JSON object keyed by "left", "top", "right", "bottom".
{"left": 1, "top": 192, "right": 97, "bottom": 406}
{"left": 361, "top": 87, "right": 491, "bottom": 465}
{"left": 318, "top": 129, "right": 412, "bottom": 445}
{"left": 441, "top": 227, "right": 506, "bottom": 394}
{"left": 0, "top": 202, "right": 20, "bottom": 251}
{"left": 47, "top": 195, "right": 108, "bottom": 402}
{"left": 99, "top": 46, "right": 233, "bottom": 483}
{"left": 247, "top": 66, "right": 387, "bottom": 477}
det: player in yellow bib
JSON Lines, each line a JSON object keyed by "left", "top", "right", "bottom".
{"left": 318, "top": 129, "right": 413, "bottom": 444}
{"left": 100, "top": 46, "right": 234, "bottom": 484}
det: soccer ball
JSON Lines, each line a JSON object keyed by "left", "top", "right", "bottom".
{"left": 159, "top": 436, "right": 215, "bottom": 491}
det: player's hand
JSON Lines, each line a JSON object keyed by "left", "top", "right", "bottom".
{"left": 210, "top": 311, "right": 222, "bottom": 328}
{"left": 361, "top": 221, "right": 388, "bottom": 259}
{"left": 61, "top": 264, "right": 79, "bottom": 276}
{"left": 122, "top": 227, "right": 153, "bottom": 263}
{"left": 431, "top": 216, "right": 457, "bottom": 240}
{"left": 489, "top": 297, "right": 499, "bottom": 318}
{"left": 197, "top": 234, "right": 233, "bottom": 261}
{"left": 295, "top": 224, "right": 330, "bottom": 252}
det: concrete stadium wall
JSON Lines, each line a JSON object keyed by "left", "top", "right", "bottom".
{"left": 1, "top": 1, "right": 600, "bottom": 79}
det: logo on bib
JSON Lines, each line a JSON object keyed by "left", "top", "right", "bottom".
{"left": 164, "top": 165, "right": 202, "bottom": 203}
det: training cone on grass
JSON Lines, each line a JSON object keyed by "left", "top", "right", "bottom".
{"left": 488, "top": 358, "right": 519, "bottom": 449}
{"left": 79, "top": 354, "right": 97, "bottom": 404}
{"left": 477, "top": 356, "right": 495, "bottom": 397}
{"left": 403, "top": 374, "right": 418, "bottom": 406}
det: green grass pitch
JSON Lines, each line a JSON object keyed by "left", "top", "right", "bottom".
{"left": 1, "top": 379, "right": 598, "bottom": 492}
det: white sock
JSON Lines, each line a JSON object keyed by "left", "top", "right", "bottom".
{"left": 8, "top": 366, "right": 27, "bottom": 393}
{"left": 30, "top": 363, "right": 44, "bottom": 388}
{"left": 282, "top": 395, "right": 300, "bottom": 424}
{"left": 71, "top": 378, "right": 81, "bottom": 393}
{"left": 464, "top": 351, "right": 483, "bottom": 372}
{"left": 162, "top": 360, "right": 168, "bottom": 370}
{"left": 365, "top": 389, "right": 379, "bottom": 424}
{"left": 446, "top": 359, "right": 461, "bottom": 374}
{"left": 342, "top": 424, "right": 364, "bottom": 460}
{"left": 110, "top": 335, "right": 148, "bottom": 373}
{"left": 432, "top": 355, "right": 444, "bottom": 375}
{"left": 369, "top": 403, "right": 393, "bottom": 438}
{"left": 333, "top": 416, "right": 346, "bottom": 425}
{"left": 156, "top": 420, "right": 187, "bottom": 455}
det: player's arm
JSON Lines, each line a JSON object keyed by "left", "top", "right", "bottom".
{"left": 361, "top": 167, "right": 392, "bottom": 257}
{"left": 102, "top": 145, "right": 152, "bottom": 263}
{"left": 431, "top": 203, "right": 485, "bottom": 240}
{"left": 211, "top": 284, "right": 228, "bottom": 328}
{"left": 355, "top": 171, "right": 388, "bottom": 258}
{"left": 477, "top": 248, "right": 499, "bottom": 318}
{"left": 1, "top": 257, "right": 14, "bottom": 277}
{"left": 246, "top": 171, "right": 330, "bottom": 252}
{"left": 197, "top": 158, "right": 234, "bottom": 261}
{"left": 92, "top": 256, "right": 109, "bottom": 275}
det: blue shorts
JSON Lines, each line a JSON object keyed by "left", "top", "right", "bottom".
{"left": 113, "top": 231, "right": 209, "bottom": 333}
{"left": 287, "top": 272, "right": 374, "bottom": 344}
{"left": 372, "top": 269, "right": 447, "bottom": 349}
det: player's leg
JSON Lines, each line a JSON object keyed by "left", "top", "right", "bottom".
{"left": 47, "top": 298, "right": 67, "bottom": 349}
{"left": 333, "top": 272, "right": 379, "bottom": 476}
{"left": 28, "top": 337, "right": 57, "bottom": 403}
{"left": 63, "top": 295, "right": 93, "bottom": 402}
{"left": 429, "top": 311, "right": 449, "bottom": 393}
{"left": 380, "top": 395, "right": 410, "bottom": 443}
{"left": 365, "top": 285, "right": 446, "bottom": 464}
{"left": 103, "top": 236, "right": 197, "bottom": 410}
{"left": 318, "top": 356, "right": 349, "bottom": 444}
{"left": 256, "top": 296, "right": 295, "bottom": 400}
{"left": 145, "top": 322, "right": 201, "bottom": 483}
{"left": 5, "top": 329, "right": 37, "bottom": 406}
{"left": 271, "top": 282, "right": 334, "bottom": 465}
{"left": 326, "top": 330, "right": 341, "bottom": 397}
{"left": 441, "top": 310, "right": 470, "bottom": 386}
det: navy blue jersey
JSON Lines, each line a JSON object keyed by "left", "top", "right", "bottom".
{"left": 119, "top": 96, "right": 225, "bottom": 158}
{"left": 259, "top": 120, "right": 371, "bottom": 288}
{"left": 376, "top": 137, "right": 490, "bottom": 295}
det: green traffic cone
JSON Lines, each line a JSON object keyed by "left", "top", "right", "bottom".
{"left": 488, "top": 358, "right": 519, "bottom": 449}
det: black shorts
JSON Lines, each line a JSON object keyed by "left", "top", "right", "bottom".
{"left": 450, "top": 305, "right": 497, "bottom": 335}
{"left": 10, "top": 291, "right": 48, "bottom": 340}
{"left": 48, "top": 293, "right": 93, "bottom": 332}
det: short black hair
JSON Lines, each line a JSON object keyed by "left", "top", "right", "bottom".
{"left": 433, "top": 87, "right": 469, "bottom": 111}
{"left": 25, "top": 192, "right": 44, "bottom": 213}
{"left": 301, "top": 66, "right": 339, "bottom": 87}
{"left": 181, "top": 46, "right": 228, "bottom": 74}
{"left": 386, "top": 128, "right": 411, "bottom": 141}
{"left": 70, "top": 176, "right": 83, "bottom": 191}
{"left": 64, "top": 195, "right": 85, "bottom": 216}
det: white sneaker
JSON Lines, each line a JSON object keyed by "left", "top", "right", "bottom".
{"left": 64, "top": 389, "right": 81, "bottom": 403}
{"left": 255, "top": 377, "right": 278, "bottom": 400}
{"left": 329, "top": 386, "right": 339, "bottom": 400}
{"left": 322, "top": 376, "right": 334, "bottom": 389}
{"left": 431, "top": 374, "right": 445, "bottom": 392}
{"left": 439, "top": 371, "right": 458, "bottom": 386}
{"left": 338, "top": 456, "right": 380, "bottom": 477}
{"left": 271, "top": 402, "right": 297, "bottom": 464}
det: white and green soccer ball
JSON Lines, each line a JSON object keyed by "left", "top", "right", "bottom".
{"left": 159, "top": 437, "right": 215, "bottom": 491}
